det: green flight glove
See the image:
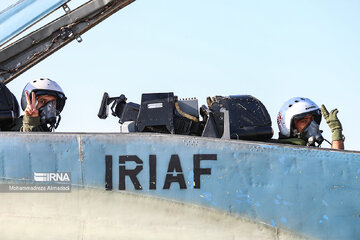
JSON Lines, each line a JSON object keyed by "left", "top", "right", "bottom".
{"left": 320, "top": 104, "right": 343, "bottom": 141}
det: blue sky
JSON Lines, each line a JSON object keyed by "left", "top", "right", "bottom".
{"left": 4, "top": 0, "right": 360, "bottom": 150}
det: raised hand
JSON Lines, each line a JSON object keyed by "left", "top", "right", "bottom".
{"left": 24, "top": 91, "right": 39, "bottom": 117}
{"left": 321, "top": 104, "right": 343, "bottom": 142}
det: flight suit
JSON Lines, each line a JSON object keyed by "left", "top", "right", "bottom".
{"left": 10, "top": 115, "right": 50, "bottom": 132}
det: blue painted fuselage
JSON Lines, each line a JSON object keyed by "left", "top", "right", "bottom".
{"left": 0, "top": 132, "right": 359, "bottom": 239}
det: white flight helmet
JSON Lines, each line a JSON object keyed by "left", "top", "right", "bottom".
{"left": 277, "top": 97, "right": 321, "bottom": 138}
{"left": 21, "top": 78, "right": 66, "bottom": 112}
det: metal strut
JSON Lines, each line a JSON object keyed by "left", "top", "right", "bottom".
{"left": 0, "top": 0, "right": 135, "bottom": 84}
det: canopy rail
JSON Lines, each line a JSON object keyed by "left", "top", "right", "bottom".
{"left": 0, "top": 0, "right": 135, "bottom": 84}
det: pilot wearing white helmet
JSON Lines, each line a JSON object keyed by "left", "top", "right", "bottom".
{"left": 12, "top": 78, "right": 66, "bottom": 132}
{"left": 277, "top": 97, "right": 344, "bottom": 150}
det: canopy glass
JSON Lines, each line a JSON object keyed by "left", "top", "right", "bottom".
{"left": 0, "top": 0, "right": 68, "bottom": 46}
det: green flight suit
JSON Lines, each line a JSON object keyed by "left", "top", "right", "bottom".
{"left": 10, "top": 115, "right": 50, "bottom": 132}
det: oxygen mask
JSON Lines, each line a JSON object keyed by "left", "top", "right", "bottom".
{"left": 300, "top": 120, "right": 324, "bottom": 146}
{"left": 39, "top": 101, "right": 58, "bottom": 128}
